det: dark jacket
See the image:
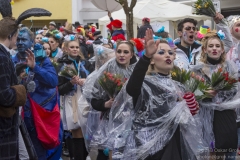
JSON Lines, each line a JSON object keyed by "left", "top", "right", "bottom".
{"left": 137, "top": 24, "right": 153, "bottom": 38}
{"left": 93, "top": 36, "right": 103, "bottom": 45}
{"left": 112, "top": 29, "right": 126, "bottom": 41}
{"left": 57, "top": 55, "right": 94, "bottom": 96}
{"left": 0, "top": 44, "right": 26, "bottom": 159}
{"left": 80, "top": 42, "right": 94, "bottom": 60}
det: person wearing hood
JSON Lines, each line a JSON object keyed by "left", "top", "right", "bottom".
{"left": 221, "top": 15, "right": 240, "bottom": 156}
{"left": 137, "top": 17, "right": 153, "bottom": 39}
{"left": 111, "top": 19, "right": 126, "bottom": 41}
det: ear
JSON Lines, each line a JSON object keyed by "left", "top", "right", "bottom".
{"left": 178, "top": 31, "right": 182, "bottom": 37}
{"left": 173, "top": 53, "right": 176, "bottom": 60}
{"left": 230, "top": 27, "right": 234, "bottom": 35}
{"left": 202, "top": 46, "right": 206, "bottom": 54}
{"left": 150, "top": 59, "right": 154, "bottom": 65}
{"left": 222, "top": 48, "right": 225, "bottom": 54}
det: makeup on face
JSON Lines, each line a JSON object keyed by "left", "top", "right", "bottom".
{"left": 68, "top": 41, "right": 80, "bottom": 57}
{"left": 16, "top": 32, "right": 33, "bottom": 54}
{"left": 49, "top": 38, "right": 59, "bottom": 51}
{"left": 181, "top": 23, "right": 196, "bottom": 45}
{"left": 205, "top": 38, "right": 223, "bottom": 60}
{"left": 152, "top": 43, "right": 175, "bottom": 74}
{"left": 115, "top": 43, "right": 133, "bottom": 66}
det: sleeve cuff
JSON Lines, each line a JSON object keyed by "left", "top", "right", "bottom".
{"left": 32, "top": 64, "right": 41, "bottom": 73}
{"left": 142, "top": 55, "right": 151, "bottom": 61}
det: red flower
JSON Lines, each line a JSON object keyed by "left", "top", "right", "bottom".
{"left": 218, "top": 68, "right": 223, "bottom": 73}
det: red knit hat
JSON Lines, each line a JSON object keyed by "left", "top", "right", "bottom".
{"left": 106, "top": 22, "right": 112, "bottom": 31}
{"left": 111, "top": 19, "right": 122, "bottom": 28}
{"left": 142, "top": 17, "right": 150, "bottom": 23}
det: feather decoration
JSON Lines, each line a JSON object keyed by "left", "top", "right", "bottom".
{"left": 0, "top": 0, "right": 12, "bottom": 18}
{"left": 16, "top": 8, "right": 51, "bottom": 25}
{"left": 131, "top": 38, "right": 144, "bottom": 52}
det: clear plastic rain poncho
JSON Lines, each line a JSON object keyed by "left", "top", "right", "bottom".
{"left": 107, "top": 74, "right": 208, "bottom": 160}
{"left": 93, "top": 44, "right": 116, "bottom": 70}
{"left": 81, "top": 45, "right": 116, "bottom": 150}
{"left": 82, "top": 53, "right": 137, "bottom": 150}
{"left": 190, "top": 60, "right": 240, "bottom": 150}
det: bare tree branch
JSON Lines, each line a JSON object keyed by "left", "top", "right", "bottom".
{"left": 130, "top": 0, "right": 137, "bottom": 10}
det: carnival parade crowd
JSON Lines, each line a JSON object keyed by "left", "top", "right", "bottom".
{"left": 1, "top": 0, "right": 240, "bottom": 160}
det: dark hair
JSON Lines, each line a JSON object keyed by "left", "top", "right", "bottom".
{"left": 43, "top": 42, "right": 52, "bottom": 56}
{"left": 46, "top": 32, "right": 62, "bottom": 44}
{"left": 116, "top": 41, "right": 135, "bottom": 54}
{"left": 177, "top": 18, "right": 197, "bottom": 31}
{"left": 143, "top": 19, "right": 150, "bottom": 25}
{"left": 154, "top": 31, "right": 169, "bottom": 38}
{"left": 84, "top": 25, "right": 90, "bottom": 30}
{"left": 19, "top": 27, "right": 35, "bottom": 41}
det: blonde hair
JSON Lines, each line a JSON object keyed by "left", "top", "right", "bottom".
{"left": 146, "top": 39, "right": 173, "bottom": 75}
{"left": 200, "top": 31, "right": 226, "bottom": 64}
{"left": 65, "top": 40, "right": 85, "bottom": 60}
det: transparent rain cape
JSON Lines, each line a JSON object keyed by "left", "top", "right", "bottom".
{"left": 107, "top": 74, "right": 208, "bottom": 160}
{"left": 82, "top": 57, "right": 137, "bottom": 150}
{"left": 93, "top": 44, "right": 115, "bottom": 70}
{"left": 80, "top": 47, "right": 115, "bottom": 151}
{"left": 190, "top": 60, "right": 240, "bottom": 149}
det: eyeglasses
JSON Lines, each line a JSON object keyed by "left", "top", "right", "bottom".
{"left": 184, "top": 26, "right": 196, "bottom": 31}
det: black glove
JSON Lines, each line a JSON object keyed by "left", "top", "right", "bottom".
{"left": 16, "top": 63, "right": 28, "bottom": 76}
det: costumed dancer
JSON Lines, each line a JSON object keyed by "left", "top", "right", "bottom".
{"left": 82, "top": 40, "right": 137, "bottom": 160}
{"left": 225, "top": 15, "right": 240, "bottom": 156}
{"left": 45, "top": 31, "right": 63, "bottom": 61}
{"left": 116, "top": 29, "right": 207, "bottom": 160}
{"left": 174, "top": 14, "right": 223, "bottom": 70}
{"left": 81, "top": 44, "right": 115, "bottom": 158}
{"left": 12, "top": 27, "right": 63, "bottom": 160}
{"left": 191, "top": 31, "right": 240, "bottom": 159}
{"left": 35, "top": 30, "right": 44, "bottom": 44}
{"left": 57, "top": 35, "right": 94, "bottom": 160}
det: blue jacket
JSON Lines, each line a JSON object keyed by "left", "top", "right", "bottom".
{"left": 12, "top": 54, "right": 58, "bottom": 119}
{"left": 12, "top": 54, "right": 62, "bottom": 159}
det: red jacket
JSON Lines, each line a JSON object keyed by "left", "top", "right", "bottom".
{"left": 111, "top": 29, "right": 126, "bottom": 41}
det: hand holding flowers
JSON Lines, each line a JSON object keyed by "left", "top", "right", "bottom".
{"left": 98, "top": 71, "right": 127, "bottom": 98}
{"left": 192, "top": 0, "right": 227, "bottom": 24}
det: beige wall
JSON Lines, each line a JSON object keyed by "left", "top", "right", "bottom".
{"left": 12, "top": 0, "right": 72, "bottom": 22}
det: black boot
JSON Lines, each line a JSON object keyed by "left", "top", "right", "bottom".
{"left": 97, "top": 149, "right": 109, "bottom": 160}
{"left": 72, "top": 138, "right": 88, "bottom": 160}
{"left": 66, "top": 138, "right": 74, "bottom": 159}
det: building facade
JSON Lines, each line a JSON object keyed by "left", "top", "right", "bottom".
{"left": 170, "top": 0, "right": 240, "bottom": 17}
{"left": 11, "top": 0, "right": 108, "bottom": 31}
